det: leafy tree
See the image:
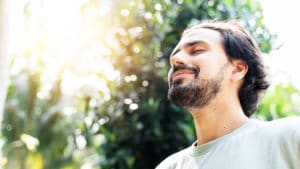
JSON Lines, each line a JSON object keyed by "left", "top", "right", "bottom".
{"left": 98, "top": 0, "right": 274, "bottom": 168}
{"left": 256, "top": 83, "right": 300, "bottom": 120}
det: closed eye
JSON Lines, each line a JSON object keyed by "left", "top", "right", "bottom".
{"left": 191, "top": 49, "right": 205, "bottom": 55}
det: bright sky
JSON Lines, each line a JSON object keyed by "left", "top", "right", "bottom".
{"left": 260, "top": 0, "right": 300, "bottom": 87}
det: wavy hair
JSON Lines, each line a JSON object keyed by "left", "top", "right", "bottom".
{"left": 183, "top": 20, "right": 270, "bottom": 117}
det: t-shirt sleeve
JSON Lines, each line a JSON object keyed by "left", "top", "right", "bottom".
{"left": 276, "top": 117, "right": 300, "bottom": 168}
{"left": 291, "top": 118, "right": 300, "bottom": 168}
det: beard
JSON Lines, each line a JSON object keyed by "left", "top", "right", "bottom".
{"left": 168, "top": 64, "right": 226, "bottom": 110}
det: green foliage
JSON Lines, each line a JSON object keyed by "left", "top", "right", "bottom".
{"left": 256, "top": 83, "right": 300, "bottom": 120}
{"left": 1, "top": 0, "right": 280, "bottom": 169}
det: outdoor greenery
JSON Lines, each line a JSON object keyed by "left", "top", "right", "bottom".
{"left": 1, "top": 0, "right": 299, "bottom": 169}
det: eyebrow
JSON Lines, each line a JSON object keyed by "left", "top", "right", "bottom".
{"left": 170, "top": 40, "right": 208, "bottom": 57}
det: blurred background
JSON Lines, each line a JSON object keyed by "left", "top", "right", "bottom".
{"left": 0, "top": 0, "right": 300, "bottom": 169}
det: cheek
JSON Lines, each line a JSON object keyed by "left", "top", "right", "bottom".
{"left": 198, "top": 59, "right": 221, "bottom": 76}
{"left": 195, "top": 62, "right": 209, "bottom": 77}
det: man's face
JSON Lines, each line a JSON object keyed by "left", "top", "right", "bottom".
{"left": 167, "top": 28, "right": 230, "bottom": 109}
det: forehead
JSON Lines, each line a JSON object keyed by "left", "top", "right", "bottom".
{"left": 177, "top": 28, "right": 223, "bottom": 48}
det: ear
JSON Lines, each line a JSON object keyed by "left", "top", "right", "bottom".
{"left": 230, "top": 59, "right": 248, "bottom": 81}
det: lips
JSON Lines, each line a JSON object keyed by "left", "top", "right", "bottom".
{"left": 172, "top": 69, "right": 195, "bottom": 79}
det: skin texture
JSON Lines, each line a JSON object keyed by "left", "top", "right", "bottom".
{"left": 168, "top": 28, "right": 249, "bottom": 145}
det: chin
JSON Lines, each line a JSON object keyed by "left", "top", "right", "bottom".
{"left": 171, "top": 78, "right": 194, "bottom": 87}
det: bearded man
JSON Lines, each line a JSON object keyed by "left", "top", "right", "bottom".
{"left": 156, "top": 20, "right": 300, "bottom": 169}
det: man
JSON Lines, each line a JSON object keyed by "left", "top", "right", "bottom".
{"left": 156, "top": 20, "right": 300, "bottom": 169}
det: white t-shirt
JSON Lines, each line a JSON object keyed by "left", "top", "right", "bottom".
{"left": 156, "top": 118, "right": 300, "bottom": 169}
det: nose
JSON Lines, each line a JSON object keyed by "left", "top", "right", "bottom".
{"left": 170, "top": 51, "right": 188, "bottom": 67}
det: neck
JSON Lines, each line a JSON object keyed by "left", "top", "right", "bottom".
{"left": 189, "top": 96, "right": 248, "bottom": 145}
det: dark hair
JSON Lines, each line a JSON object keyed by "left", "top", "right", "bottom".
{"left": 183, "top": 20, "right": 270, "bottom": 117}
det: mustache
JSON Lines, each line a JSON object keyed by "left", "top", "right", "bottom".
{"left": 172, "top": 65, "right": 200, "bottom": 76}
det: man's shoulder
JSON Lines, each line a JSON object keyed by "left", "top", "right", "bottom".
{"left": 255, "top": 117, "right": 300, "bottom": 142}
{"left": 258, "top": 117, "right": 300, "bottom": 131}
{"left": 155, "top": 146, "right": 190, "bottom": 169}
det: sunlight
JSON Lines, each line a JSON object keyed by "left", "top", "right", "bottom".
{"left": 20, "top": 134, "right": 39, "bottom": 151}
{"left": 260, "top": 0, "right": 300, "bottom": 87}
{"left": 11, "top": 0, "right": 119, "bottom": 107}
